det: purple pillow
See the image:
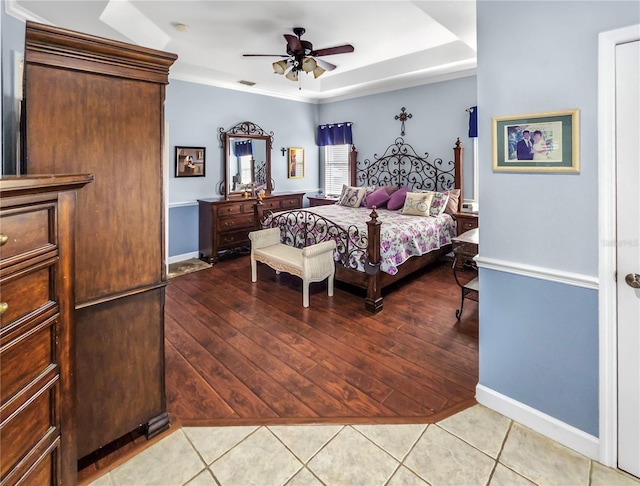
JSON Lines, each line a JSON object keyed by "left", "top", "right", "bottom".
{"left": 386, "top": 186, "right": 409, "bottom": 210}
{"left": 365, "top": 187, "right": 391, "bottom": 209}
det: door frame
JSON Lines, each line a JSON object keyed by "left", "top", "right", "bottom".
{"left": 598, "top": 23, "right": 640, "bottom": 468}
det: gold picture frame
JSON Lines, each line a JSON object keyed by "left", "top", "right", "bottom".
{"left": 288, "top": 147, "right": 304, "bottom": 178}
{"left": 492, "top": 109, "right": 580, "bottom": 173}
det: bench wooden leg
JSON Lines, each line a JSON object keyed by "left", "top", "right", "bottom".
{"left": 303, "top": 280, "right": 310, "bottom": 308}
{"left": 251, "top": 255, "right": 257, "bottom": 282}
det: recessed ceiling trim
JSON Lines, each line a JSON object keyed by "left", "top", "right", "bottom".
{"left": 99, "top": 0, "right": 170, "bottom": 50}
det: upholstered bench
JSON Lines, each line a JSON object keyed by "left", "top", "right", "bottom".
{"left": 248, "top": 227, "right": 337, "bottom": 307}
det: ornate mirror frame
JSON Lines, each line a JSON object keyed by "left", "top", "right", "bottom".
{"left": 219, "top": 121, "right": 274, "bottom": 199}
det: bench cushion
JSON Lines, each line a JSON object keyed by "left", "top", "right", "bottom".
{"left": 253, "top": 244, "right": 304, "bottom": 277}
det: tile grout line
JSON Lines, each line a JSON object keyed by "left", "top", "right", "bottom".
{"left": 178, "top": 428, "right": 221, "bottom": 486}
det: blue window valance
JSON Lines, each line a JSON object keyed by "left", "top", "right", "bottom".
{"left": 468, "top": 106, "right": 478, "bottom": 138}
{"left": 234, "top": 140, "right": 253, "bottom": 157}
{"left": 317, "top": 122, "right": 353, "bottom": 146}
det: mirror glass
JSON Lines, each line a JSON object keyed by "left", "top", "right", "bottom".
{"left": 226, "top": 136, "right": 268, "bottom": 193}
{"left": 221, "top": 121, "right": 273, "bottom": 198}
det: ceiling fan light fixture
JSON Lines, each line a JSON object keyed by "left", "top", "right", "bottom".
{"left": 272, "top": 60, "right": 287, "bottom": 75}
{"left": 285, "top": 69, "right": 298, "bottom": 82}
{"left": 313, "top": 66, "right": 326, "bottom": 79}
{"left": 301, "top": 57, "right": 317, "bottom": 73}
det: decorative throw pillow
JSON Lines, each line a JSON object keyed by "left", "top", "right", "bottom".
{"left": 386, "top": 186, "right": 409, "bottom": 210}
{"left": 401, "top": 192, "right": 434, "bottom": 216}
{"left": 359, "top": 186, "right": 377, "bottom": 206}
{"left": 444, "top": 189, "right": 461, "bottom": 214}
{"left": 365, "top": 186, "right": 391, "bottom": 209}
{"left": 338, "top": 185, "right": 367, "bottom": 208}
{"left": 428, "top": 191, "right": 450, "bottom": 216}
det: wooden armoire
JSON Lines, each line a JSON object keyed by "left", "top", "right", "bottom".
{"left": 23, "top": 21, "right": 177, "bottom": 460}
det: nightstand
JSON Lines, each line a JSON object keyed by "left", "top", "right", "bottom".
{"left": 453, "top": 212, "right": 478, "bottom": 236}
{"left": 308, "top": 195, "right": 339, "bottom": 207}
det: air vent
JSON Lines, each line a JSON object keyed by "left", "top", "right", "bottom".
{"left": 238, "top": 80, "right": 256, "bottom": 86}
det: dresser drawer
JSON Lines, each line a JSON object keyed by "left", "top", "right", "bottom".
{"left": 1, "top": 383, "right": 57, "bottom": 479}
{"left": 280, "top": 197, "right": 301, "bottom": 209}
{"left": 1, "top": 318, "right": 56, "bottom": 403}
{"left": 0, "top": 264, "right": 56, "bottom": 329}
{"left": 0, "top": 204, "right": 55, "bottom": 264}
{"left": 260, "top": 199, "right": 281, "bottom": 211}
{"left": 217, "top": 230, "right": 250, "bottom": 249}
{"left": 460, "top": 219, "right": 478, "bottom": 232}
{"left": 218, "top": 214, "right": 255, "bottom": 232}
{"left": 218, "top": 203, "right": 244, "bottom": 216}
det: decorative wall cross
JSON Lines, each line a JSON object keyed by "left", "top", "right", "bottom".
{"left": 395, "top": 107, "right": 412, "bottom": 136}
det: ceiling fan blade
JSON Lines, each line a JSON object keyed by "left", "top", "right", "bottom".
{"left": 315, "top": 58, "right": 336, "bottom": 71}
{"left": 311, "top": 44, "right": 355, "bottom": 57}
{"left": 243, "top": 54, "right": 288, "bottom": 57}
{"left": 284, "top": 34, "right": 303, "bottom": 53}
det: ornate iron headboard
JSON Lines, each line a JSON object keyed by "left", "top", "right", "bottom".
{"left": 354, "top": 137, "right": 456, "bottom": 192}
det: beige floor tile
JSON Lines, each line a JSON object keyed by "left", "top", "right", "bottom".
{"left": 353, "top": 424, "right": 427, "bottom": 461}
{"left": 591, "top": 461, "right": 640, "bottom": 486}
{"left": 307, "top": 426, "right": 399, "bottom": 485}
{"left": 88, "top": 472, "right": 114, "bottom": 486}
{"left": 269, "top": 424, "right": 343, "bottom": 462}
{"left": 109, "top": 430, "right": 205, "bottom": 486}
{"left": 183, "top": 425, "right": 259, "bottom": 464}
{"left": 285, "top": 467, "right": 325, "bottom": 486}
{"left": 489, "top": 464, "right": 535, "bottom": 486}
{"left": 185, "top": 469, "right": 218, "bottom": 485}
{"left": 404, "top": 424, "right": 495, "bottom": 486}
{"left": 438, "top": 404, "right": 511, "bottom": 458}
{"left": 499, "top": 422, "right": 590, "bottom": 486}
{"left": 386, "top": 465, "right": 429, "bottom": 485}
{"left": 209, "top": 426, "right": 302, "bottom": 486}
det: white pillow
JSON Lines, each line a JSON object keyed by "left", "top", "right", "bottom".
{"left": 338, "top": 185, "right": 367, "bottom": 208}
{"left": 401, "top": 191, "right": 434, "bottom": 216}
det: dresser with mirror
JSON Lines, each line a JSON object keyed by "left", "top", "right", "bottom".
{"left": 198, "top": 121, "right": 303, "bottom": 263}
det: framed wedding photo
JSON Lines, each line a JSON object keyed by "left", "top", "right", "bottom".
{"left": 176, "top": 146, "right": 206, "bottom": 177}
{"left": 288, "top": 147, "right": 304, "bottom": 178}
{"left": 492, "top": 109, "right": 579, "bottom": 173}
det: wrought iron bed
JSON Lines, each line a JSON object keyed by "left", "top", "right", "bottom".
{"left": 260, "top": 137, "right": 464, "bottom": 313}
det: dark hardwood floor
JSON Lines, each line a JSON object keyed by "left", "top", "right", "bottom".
{"left": 165, "top": 254, "right": 479, "bottom": 426}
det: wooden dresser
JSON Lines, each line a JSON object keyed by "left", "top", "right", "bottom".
{"left": 199, "top": 193, "right": 303, "bottom": 263}
{"left": 22, "top": 22, "right": 177, "bottom": 461}
{"left": 0, "top": 175, "right": 91, "bottom": 486}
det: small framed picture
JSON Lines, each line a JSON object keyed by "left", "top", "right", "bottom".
{"left": 288, "top": 147, "right": 304, "bottom": 179}
{"left": 492, "top": 109, "right": 579, "bottom": 173}
{"left": 176, "top": 146, "right": 206, "bottom": 177}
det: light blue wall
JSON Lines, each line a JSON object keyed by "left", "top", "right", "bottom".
{"left": 318, "top": 76, "right": 477, "bottom": 201}
{"left": 167, "top": 75, "right": 476, "bottom": 258}
{"left": 166, "top": 79, "right": 319, "bottom": 258}
{"left": 477, "top": 1, "right": 640, "bottom": 436}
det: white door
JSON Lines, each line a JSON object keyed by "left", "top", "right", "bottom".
{"left": 616, "top": 39, "right": 640, "bottom": 478}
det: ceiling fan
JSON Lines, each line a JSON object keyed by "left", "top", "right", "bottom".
{"left": 243, "top": 27, "right": 354, "bottom": 83}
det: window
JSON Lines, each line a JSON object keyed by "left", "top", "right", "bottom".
{"left": 239, "top": 156, "right": 253, "bottom": 184}
{"left": 324, "top": 144, "right": 350, "bottom": 197}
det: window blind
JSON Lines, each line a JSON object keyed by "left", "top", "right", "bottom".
{"left": 324, "top": 144, "right": 350, "bottom": 197}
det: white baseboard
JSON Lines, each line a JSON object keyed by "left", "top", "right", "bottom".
{"left": 167, "top": 251, "right": 199, "bottom": 265}
{"left": 476, "top": 384, "right": 599, "bottom": 460}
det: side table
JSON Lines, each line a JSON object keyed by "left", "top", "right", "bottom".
{"left": 451, "top": 227, "right": 479, "bottom": 320}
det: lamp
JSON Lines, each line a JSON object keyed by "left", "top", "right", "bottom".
{"left": 301, "top": 57, "right": 317, "bottom": 73}
{"left": 272, "top": 55, "right": 326, "bottom": 84}
{"left": 272, "top": 60, "right": 287, "bottom": 74}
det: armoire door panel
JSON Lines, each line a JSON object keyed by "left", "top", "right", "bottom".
{"left": 75, "top": 288, "right": 165, "bottom": 458}
{"left": 25, "top": 66, "right": 163, "bottom": 303}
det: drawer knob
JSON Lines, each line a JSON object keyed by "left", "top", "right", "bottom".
{"left": 0, "top": 234, "right": 8, "bottom": 246}
{"left": 0, "top": 302, "right": 8, "bottom": 315}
